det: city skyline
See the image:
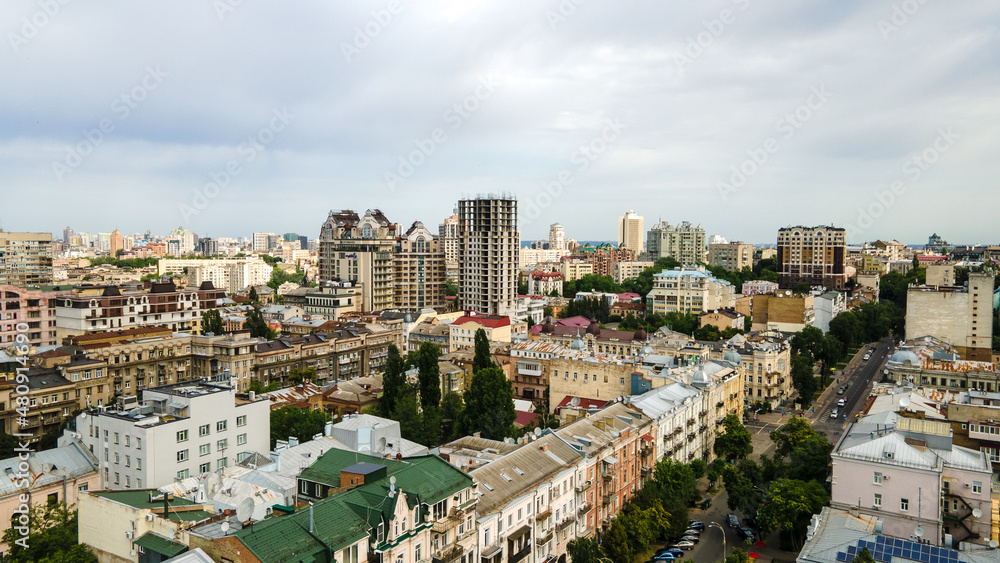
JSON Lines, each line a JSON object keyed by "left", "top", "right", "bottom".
{"left": 3, "top": 2, "right": 999, "bottom": 244}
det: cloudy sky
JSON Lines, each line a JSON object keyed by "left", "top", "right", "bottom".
{"left": 3, "top": 1, "right": 998, "bottom": 245}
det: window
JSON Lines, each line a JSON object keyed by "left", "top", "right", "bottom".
{"left": 177, "top": 469, "right": 189, "bottom": 479}
{"left": 200, "top": 444, "right": 210, "bottom": 456}
{"left": 125, "top": 455, "right": 130, "bottom": 467}
{"left": 125, "top": 435, "right": 130, "bottom": 447}
{"left": 973, "top": 481, "right": 982, "bottom": 494}
{"left": 137, "top": 478, "right": 142, "bottom": 488}
{"left": 873, "top": 472, "right": 882, "bottom": 485}
{"left": 78, "top": 483, "right": 89, "bottom": 493}
{"left": 199, "top": 424, "right": 210, "bottom": 437}
{"left": 126, "top": 475, "right": 130, "bottom": 488}
{"left": 217, "top": 457, "right": 227, "bottom": 469}
{"left": 217, "top": 420, "right": 227, "bottom": 432}
{"left": 237, "top": 415, "right": 247, "bottom": 427}
{"left": 177, "top": 449, "right": 189, "bottom": 462}
{"left": 237, "top": 433, "right": 247, "bottom": 446}
{"left": 200, "top": 462, "right": 210, "bottom": 473}
{"left": 114, "top": 452, "right": 119, "bottom": 464}
{"left": 874, "top": 494, "right": 882, "bottom": 508}
{"left": 177, "top": 430, "right": 188, "bottom": 442}
{"left": 900, "top": 498, "right": 909, "bottom": 511}
{"left": 136, "top": 438, "right": 141, "bottom": 450}
{"left": 137, "top": 458, "right": 142, "bottom": 470}
{"left": 114, "top": 473, "right": 120, "bottom": 485}
{"left": 217, "top": 438, "right": 228, "bottom": 451}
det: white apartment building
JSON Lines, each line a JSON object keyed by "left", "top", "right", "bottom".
{"left": 159, "top": 258, "right": 273, "bottom": 293}
{"left": 560, "top": 260, "right": 594, "bottom": 282}
{"left": 617, "top": 211, "right": 644, "bottom": 255}
{"left": 252, "top": 232, "right": 275, "bottom": 252}
{"left": 813, "top": 290, "right": 846, "bottom": 333}
{"left": 76, "top": 381, "right": 269, "bottom": 490}
{"left": 612, "top": 261, "right": 653, "bottom": 284}
{"left": 647, "top": 267, "right": 736, "bottom": 315}
{"left": 741, "top": 280, "right": 779, "bottom": 296}
{"left": 439, "top": 213, "right": 460, "bottom": 282}
{"left": 458, "top": 196, "right": 519, "bottom": 317}
{"left": 646, "top": 221, "right": 706, "bottom": 265}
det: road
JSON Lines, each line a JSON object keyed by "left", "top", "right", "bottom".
{"left": 811, "top": 339, "right": 894, "bottom": 436}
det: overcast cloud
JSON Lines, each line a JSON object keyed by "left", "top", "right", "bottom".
{"left": 2, "top": 0, "right": 998, "bottom": 244}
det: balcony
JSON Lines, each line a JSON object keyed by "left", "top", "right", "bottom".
{"left": 602, "top": 494, "right": 612, "bottom": 506}
{"left": 535, "top": 508, "right": 551, "bottom": 522}
{"left": 556, "top": 517, "right": 574, "bottom": 532}
{"left": 601, "top": 473, "right": 612, "bottom": 483}
{"left": 673, "top": 427, "right": 682, "bottom": 435}
{"left": 577, "top": 502, "right": 592, "bottom": 514}
{"left": 432, "top": 516, "right": 461, "bottom": 533}
{"left": 537, "top": 530, "right": 553, "bottom": 545}
{"left": 575, "top": 480, "right": 592, "bottom": 493}
{"left": 508, "top": 541, "right": 531, "bottom": 563}
{"left": 716, "top": 401, "right": 725, "bottom": 408}
{"left": 432, "top": 545, "right": 464, "bottom": 563}
{"left": 687, "top": 433, "right": 696, "bottom": 441}
{"left": 686, "top": 419, "right": 694, "bottom": 426}
{"left": 640, "top": 466, "right": 653, "bottom": 478}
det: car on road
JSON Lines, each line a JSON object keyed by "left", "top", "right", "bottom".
{"left": 680, "top": 533, "right": 699, "bottom": 543}
{"left": 837, "top": 387, "right": 845, "bottom": 395}
{"left": 727, "top": 513, "right": 740, "bottom": 528}
{"left": 837, "top": 399, "right": 845, "bottom": 407}
{"left": 657, "top": 547, "right": 684, "bottom": 559}
{"left": 831, "top": 408, "right": 839, "bottom": 417}
{"left": 687, "top": 521, "right": 705, "bottom": 530}
{"left": 653, "top": 554, "right": 676, "bottom": 562}
{"left": 738, "top": 526, "right": 755, "bottom": 542}
{"left": 673, "top": 541, "right": 695, "bottom": 551}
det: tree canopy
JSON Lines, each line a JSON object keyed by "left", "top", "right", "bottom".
{"left": 714, "top": 413, "right": 753, "bottom": 462}
{"left": 1, "top": 502, "right": 97, "bottom": 563}
{"left": 269, "top": 406, "right": 331, "bottom": 448}
{"left": 472, "top": 329, "right": 496, "bottom": 374}
{"left": 201, "top": 308, "right": 224, "bottom": 335}
{"left": 461, "top": 366, "right": 516, "bottom": 440}
{"left": 377, "top": 344, "right": 406, "bottom": 419}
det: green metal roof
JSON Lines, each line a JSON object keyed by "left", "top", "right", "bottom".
{"left": 237, "top": 453, "right": 472, "bottom": 563}
{"left": 92, "top": 490, "right": 213, "bottom": 522}
{"left": 134, "top": 532, "right": 188, "bottom": 557}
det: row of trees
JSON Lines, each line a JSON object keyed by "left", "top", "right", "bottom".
{"left": 379, "top": 331, "right": 518, "bottom": 447}
{"left": 567, "top": 459, "right": 706, "bottom": 563}
{"left": 88, "top": 256, "right": 159, "bottom": 269}
{"left": 558, "top": 297, "right": 611, "bottom": 323}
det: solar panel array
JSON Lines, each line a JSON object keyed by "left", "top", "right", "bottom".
{"left": 835, "top": 537, "right": 967, "bottom": 563}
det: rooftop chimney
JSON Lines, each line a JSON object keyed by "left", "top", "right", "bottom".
{"left": 309, "top": 502, "right": 315, "bottom": 533}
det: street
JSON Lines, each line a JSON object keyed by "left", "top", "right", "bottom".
{"left": 810, "top": 339, "right": 894, "bottom": 436}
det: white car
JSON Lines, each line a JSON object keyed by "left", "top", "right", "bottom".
{"left": 837, "top": 399, "right": 845, "bottom": 407}
{"left": 673, "top": 541, "right": 695, "bottom": 551}
{"left": 831, "top": 408, "right": 839, "bottom": 417}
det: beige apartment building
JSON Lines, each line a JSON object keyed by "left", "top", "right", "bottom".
{"left": 645, "top": 221, "right": 706, "bottom": 265}
{"left": 751, "top": 291, "right": 815, "bottom": 332}
{"left": 318, "top": 209, "right": 398, "bottom": 312}
{"left": 708, "top": 242, "right": 754, "bottom": 272}
{"left": 646, "top": 267, "right": 735, "bottom": 315}
{"left": 393, "top": 221, "right": 447, "bottom": 310}
{"left": 617, "top": 210, "right": 644, "bottom": 255}
{"left": 560, "top": 259, "right": 594, "bottom": 282}
{"left": 906, "top": 273, "right": 994, "bottom": 361}
{"left": 612, "top": 260, "right": 653, "bottom": 284}
{"left": 438, "top": 213, "right": 460, "bottom": 282}
{"left": 0, "top": 230, "right": 53, "bottom": 287}
{"left": 776, "top": 225, "right": 847, "bottom": 290}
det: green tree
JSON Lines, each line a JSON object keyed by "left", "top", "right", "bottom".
{"left": 714, "top": 413, "right": 753, "bottom": 462}
{"left": 791, "top": 326, "right": 824, "bottom": 360}
{"left": 461, "top": 367, "right": 516, "bottom": 440}
{"left": 248, "top": 286, "right": 259, "bottom": 303}
{"left": 243, "top": 306, "right": 276, "bottom": 339}
{"left": 269, "top": 406, "right": 331, "bottom": 448}
{"left": 1, "top": 501, "right": 96, "bottom": 563}
{"left": 791, "top": 355, "right": 817, "bottom": 406}
{"left": 855, "top": 547, "right": 877, "bottom": 563}
{"left": 792, "top": 282, "right": 811, "bottom": 294}
{"left": 392, "top": 388, "right": 423, "bottom": 443}
{"left": 722, "top": 459, "right": 764, "bottom": 515}
{"left": 600, "top": 518, "right": 633, "bottom": 563}
{"left": 378, "top": 345, "right": 406, "bottom": 419}
{"left": 201, "top": 309, "right": 224, "bottom": 335}
{"left": 288, "top": 367, "right": 316, "bottom": 385}
{"left": 445, "top": 279, "right": 458, "bottom": 297}
{"left": 689, "top": 458, "right": 706, "bottom": 478}
{"left": 757, "top": 478, "right": 829, "bottom": 550}
{"left": 726, "top": 548, "right": 751, "bottom": 563}
{"left": 770, "top": 416, "right": 825, "bottom": 459}
{"left": 653, "top": 459, "right": 699, "bottom": 506}
{"left": 566, "top": 537, "right": 603, "bottom": 563}
{"left": 0, "top": 432, "right": 19, "bottom": 459}
{"left": 472, "top": 329, "right": 496, "bottom": 374}
{"left": 415, "top": 342, "right": 442, "bottom": 410}
{"left": 786, "top": 433, "right": 834, "bottom": 483}
{"left": 828, "top": 311, "right": 862, "bottom": 352}
{"left": 440, "top": 392, "right": 465, "bottom": 442}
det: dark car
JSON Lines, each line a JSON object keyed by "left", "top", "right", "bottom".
{"left": 680, "top": 534, "right": 700, "bottom": 544}
{"left": 688, "top": 521, "right": 705, "bottom": 530}
{"left": 653, "top": 554, "right": 676, "bottom": 562}
{"left": 727, "top": 513, "right": 740, "bottom": 528}
{"left": 738, "top": 527, "right": 755, "bottom": 542}
{"left": 665, "top": 548, "right": 685, "bottom": 558}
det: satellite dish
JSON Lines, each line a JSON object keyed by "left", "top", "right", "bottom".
{"left": 899, "top": 397, "right": 911, "bottom": 408}
{"left": 973, "top": 508, "right": 983, "bottom": 518}
{"left": 570, "top": 397, "right": 580, "bottom": 407}
{"left": 914, "top": 527, "right": 924, "bottom": 538}
{"left": 80, "top": 412, "right": 88, "bottom": 419}
{"left": 236, "top": 498, "right": 255, "bottom": 522}
{"left": 389, "top": 476, "right": 396, "bottom": 486}
{"left": 534, "top": 427, "right": 542, "bottom": 437}
{"left": 220, "top": 522, "right": 230, "bottom": 534}
{"left": 989, "top": 540, "right": 997, "bottom": 549}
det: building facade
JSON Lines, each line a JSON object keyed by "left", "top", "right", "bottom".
{"left": 617, "top": 211, "right": 644, "bottom": 255}
{"left": 318, "top": 209, "right": 398, "bottom": 312}
{"left": 776, "top": 226, "right": 847, "bottom": 290}
{"left": 439, "top": 213, "right": 461, "bottom": 283}
{"left": 0, "top": 284, "right": 73, "bottom": 347}
{"left": 528, "top": 271, "right": 563, "bottom": 296}
{"left": 457, "top": 196, "right": 519, "bottom": 317}
{"left": 646, "top": 221, "right": 706, "bottom": 265}
{"left": 394, "top": 221, "right": 447, "bottom": 310}
{"left": 708, "top": 242, "right": 754, "bottom": 272}
{"left": 647, "top": 267, "right": 736, "bottom": 315}
{"left": 0, "top": 230, "right": 53, "bottom": 287}
{"left": 905, "top": 273, "right": 995, "bottom": 361}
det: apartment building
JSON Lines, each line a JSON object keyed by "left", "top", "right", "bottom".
{"left": 254, "top": 324, "right": 398, "bottom": 384}
{"left": 0, "top": 359, "right": 104, "bottom": 442}
{"left": 885, "top": 337, "right": 1000, "bottom": 393}
{"left": 699, "top": 308, "right": 744, "bottom": 331}
{"left": 449, "top": 315, "right": 512, "bottom": 351}
{"left": 905, "top": 273, "right": 995, "bottom": 361}
{"left": 708, "top": 242, "right": 754, "bottom": 272}
{"left": 529, "top": 318, "right": 648, "bottom": 357}
{"left": 0, "top": 230, "right": 54, "bottom": 287}
{"left": 293, "top": 449, "right": 477, "bottom": 563}
{"left": 53, "top": 281, "right": 226, "bottom": 338}
{"left": 612, "top": 260, "right": 653, "bottom": 285}
{"left": 751, "top": 290, "right": 815, "bottom": 332}
{"left": 440, "top": 213, "right": 461, "bottom": 282}
{"left": 473, "top": 433, "right": 586, "bottom": 563}
{"left": 831, "top": 416, "right": 992, "bottom": 547}
{"left": 699, "top": 334, "right": 792, "bottom": 403}
{"left": 776, "top": 226, "right": 848, "bottom": 290}
{"left": 813, "top": 290, "right": 846, "bottom": 333}
{"left": 528, "top": 271, "right": 563, "bottom": 296}
{"left": 159, "top": 257, "right": 272, "bottom": 293}
{"left": 394, "top": 221, "right": 447, "bottom": 310}
{"left": 572, "top": 244, "right": 637, "bottom": 277}
{"left": 741, "top": 280, "right": 779, "bottom": 296}
{"left": 76, "top": 381, "right": 270, "bottom": 490}
{"left": 458, "top": 196, "right": 520, "bottom": 317}
{"left": 318, "top": 209, "right": 399, "bottom": 312}
{"left": 646, "top": 221, "right": 706, "bottom": 265}
{"left": 647, "top": 267, "right": 736, "bottom": 315}
{"left": 560, "top": 259, "right": 594, "bottom": 282}
{"left": 617, "top": 210, "right": 644, "bottom": 255}
{"left": 0, "top": 284, "right": 73, "bottom": 347}
{"left": 300, "top": 281, "right": 363, "bottom": 320}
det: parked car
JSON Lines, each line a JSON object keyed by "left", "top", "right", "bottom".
{"left": 836, "top": 387, "right": 845, "bottom": 395}
{"left": 831, "top": 408, "right": 839, "bottom": 417}
{"left": 683, "top": 528, "right": 701, "bottom": 537}
{"left": 665, "top": 548, "right": 685, "bottom": 558}
{"left": 738, "top": 526, "right": 755, "bottom": 542}
{"left": 673, "top": 541, "right": 695, "bottom": 550}
{"left": 680, "top": 535, "right": 699, "bottom": 544}
{"left": 653, "top": 554, "right": 676, "bottom": 562}
{"left": 837, "top": 399, "right": 845, "bottom": 407}
{"left": 688, "top": 521, "right": 705, "bottom": 530}
{"left": 727, "top": 513, "right": 740, "bottom": 528}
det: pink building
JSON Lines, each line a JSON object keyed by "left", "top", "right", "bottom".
{"left": 0, "top": 284, "right": 73, "bottom": 348}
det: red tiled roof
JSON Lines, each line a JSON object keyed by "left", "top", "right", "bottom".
{"left": 640, "top": 434, "right": 654, "bottom": 442}
{"left": 556, "top": 396, "right": 608, "bottom": 410}
{"left": 514, "top": 410, "right": 540, "bottom": 428}
{"left": 617, "top": 293, "right": 641, "bottom": 302}
{"left": 453, "top": 315, "right": 511, "bottom": 328}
